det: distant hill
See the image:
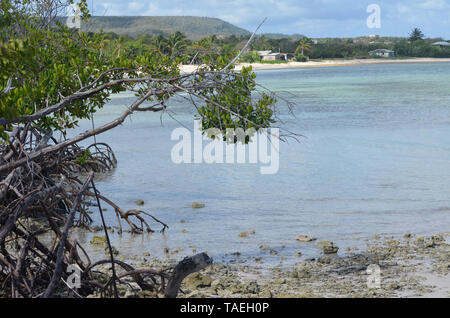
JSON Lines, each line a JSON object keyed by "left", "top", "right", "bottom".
{"left": 73, "top": 16, "right": 251, "bottom": 40}
{"left": 262, "top": 33, "right": 306, "bottom": 40}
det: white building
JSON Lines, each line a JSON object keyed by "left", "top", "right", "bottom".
{"left": 369, "top": 49, "right": 395, "bottom": 57}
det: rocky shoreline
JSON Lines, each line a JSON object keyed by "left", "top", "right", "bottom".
{"left": 87, "top": 232, "right": 449, "bottom": 298}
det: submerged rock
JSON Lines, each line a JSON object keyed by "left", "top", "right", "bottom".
{"left": 317, "top": 241, "right": 339, "bottom": 254}
{"left": 431, "top": 234, "right": 444, "bottom": 244}
{"left": 316, "top": 241, "right": 333, "bottom": 248}
{"left": 89, "top": 235, "right": 107, "bottom": 246}
{"left": 296, "top": 235, "right": 317, "bottom": 242}
{"left": 239, "top": 229, "right": 255, "bottom": 238}
{"left": 191, "top": 202, "right": 205, "bottom": 209}
{"left": 105, "top": 245, "right": 119, "bottom": 256}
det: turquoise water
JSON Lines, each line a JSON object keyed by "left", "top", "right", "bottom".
{"left": 72, "top": 62, "right": 450, "bottom": 266}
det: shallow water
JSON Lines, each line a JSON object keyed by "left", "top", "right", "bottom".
{"left": 69, "top": 62, "right": 450, "bottom": 266}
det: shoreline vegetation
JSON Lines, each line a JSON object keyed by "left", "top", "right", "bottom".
{"left": 180, "top": 57, "right": 450, "bottom": 73}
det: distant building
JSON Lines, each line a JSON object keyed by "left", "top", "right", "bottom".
{"left": 257, "top": 51, "right": 272, "bottom": 58}
{"left": 369, "top": 49, "right": 395, "bottom": 57}
{"left": 431, "top": 41, "right": 450, "bottom": 47}
{"left": 280, "top": 53, "right": 295, "bottom": 61}
{"left": 257, "top": 51, "right": 282, "bottom": 61}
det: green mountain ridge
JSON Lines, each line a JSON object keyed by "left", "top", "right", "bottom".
{"left": 71, "top": 16, "right": 251, "bottom": 40}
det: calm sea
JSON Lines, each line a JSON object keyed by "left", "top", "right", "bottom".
{"left": 70, "top": 62, "right": 450, "bottom": 266}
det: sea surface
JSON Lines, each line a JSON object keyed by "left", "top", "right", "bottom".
{"left": 69, "top": 62, "right": 450, "bottom": 266}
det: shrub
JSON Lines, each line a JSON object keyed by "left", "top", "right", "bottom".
{"left": 295, "top": 54, "right": 308, "bottom": 62}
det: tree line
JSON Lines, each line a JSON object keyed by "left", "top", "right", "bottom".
{"left": 83, "top": 26, "right": 450, "bottom": 65}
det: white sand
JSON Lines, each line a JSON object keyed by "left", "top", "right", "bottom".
{"left": 180, "top": 58, "right": 450, "bottom": 73}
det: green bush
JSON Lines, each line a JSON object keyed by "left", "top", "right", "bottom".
{"left": 295, "top": 54, "right": 308, "bottom": 62}
{"left": 240, "top": 51, "right": 261, "bottom": 63}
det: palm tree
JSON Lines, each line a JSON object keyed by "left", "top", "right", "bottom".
{"left": 409, "top": 28, "right": 425, "bottom": 42}
{"left": 167, "top": 31, "right": 187, "bottom": 58}
{"left": 150, "top": 35, "right": 168, "bottom": 55}
{"left": 113, "top": 36, "right": 126, "bottom": 58}
{"left": 295, "top": 37, "right": 312, "bottom": 56}
{"left": 98, "top": 38, "right": 110, "bottom": 58}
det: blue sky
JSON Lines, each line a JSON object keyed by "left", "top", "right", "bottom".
{"left": 89, "top": 0, "right": 450, "bottom": 39}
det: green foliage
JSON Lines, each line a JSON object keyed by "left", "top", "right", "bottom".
{"left": 196, "top": 66, "right": 276, "bottom": 142}
{"left": 260, "top": 60, "right": 288, "bottom": 64}
{"left": 0, "top": 1, "right": 277, "bottom": 143}
{"left": 240, "top": 51, "right": 261, "bottom": 63}
{"left": 409, "top": 28, "right": 425, "bottom": 42}
{"left": 295, "top": 37, "right": 312, "bottom": 56}
{"left": 75, "top": 149, "right": 91, "bottom": 165}
{"left": 295, "top": 54, "right": 307, "bottom": 62}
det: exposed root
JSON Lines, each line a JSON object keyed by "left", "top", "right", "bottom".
{"left": 0, "top": 127, "right": 170, "bottom": 298}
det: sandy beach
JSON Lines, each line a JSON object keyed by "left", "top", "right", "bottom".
{"left": 180, "top": 58, "right": 450, "bottom": 73}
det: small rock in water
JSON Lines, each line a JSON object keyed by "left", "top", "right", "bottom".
{"left": 323, "top": 245, "right": 339, "bottom": 254}
{"left": 105, "top": 245, "right": 119, "bottom": 256}
{"left": 136, "top": 200, "right": 144, "bottom": 206}
{"left": 239, "top": 229, "right": 255, "bottom": 238}
{"left": 316, "top": 241, "right": 333, "bottom": 248}
{"left": 317, "top": 241, "right": 339, "bottom": 254}
{"left": 191, "top": 202, "right": 205, "bottom": 209}
{"left": 295, "top": 235, "right": 317, "bottom": 242}
{"left": 89, "top": 235, "right": 107, "bottom": 246}
{"left": 431, "top": 234, "right": 444, "bottom": 243}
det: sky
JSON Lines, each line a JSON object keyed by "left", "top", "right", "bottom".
{"left": 88, "top": 0, "right": 450, "bottom": 39}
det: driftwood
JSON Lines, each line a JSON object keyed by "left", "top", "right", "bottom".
{"left": 165, "top": 253, "right": 213, "bottom": 298}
